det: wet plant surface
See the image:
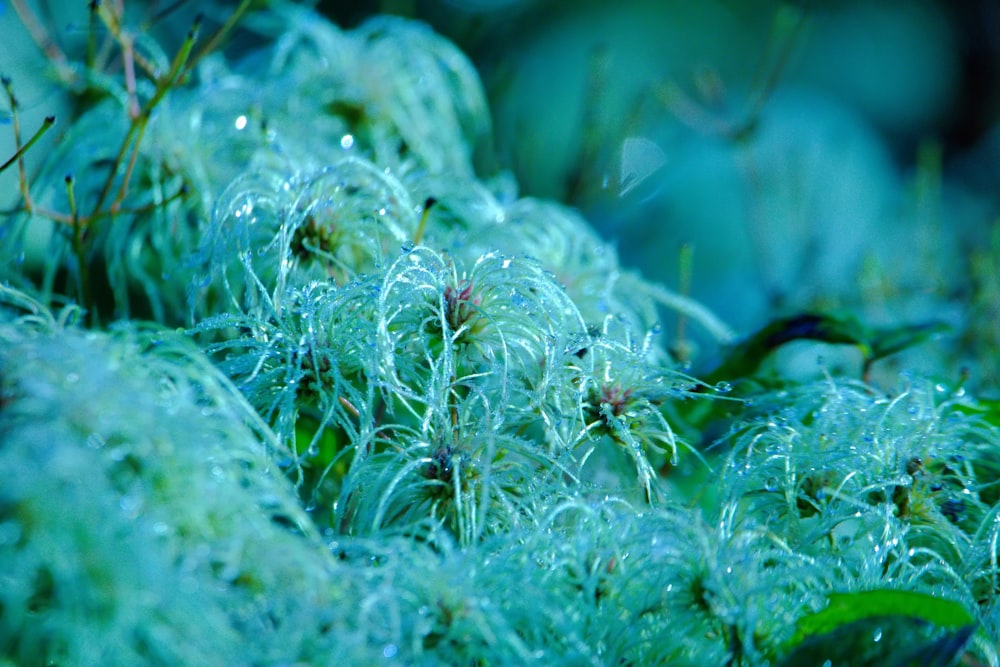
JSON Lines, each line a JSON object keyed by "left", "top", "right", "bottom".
{"left": 1, "top": 2, "right": 999, "bottom": 665}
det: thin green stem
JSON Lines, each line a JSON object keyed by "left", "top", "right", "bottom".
{"left": 88, "top": 119, "right": 142, "bottom": 220}
{"left": 88, "top": 15, "right": 201, "bottom": 220}
{"left": 628, "top": 275, "right": 737, "bottom": 345}
{"left": 674, "top": 242, "right": 694, "bottom": 362}
{"left": 0, "top": 114, "right": 55, "bottom": 175}
{"left": 111, "top": 118, "right": 150, "bottom": 211}
{"left": 86, "top": 1, "right": 99, "bottom": 70}
{"left": 413, "top": 197, "right": 436, "bottom": 245}
{"left": 66, "top": 175, "right": 94, "bottom": 322}
{"left": 10, "top": 0, "right": 74, "bottom": 84}
{"left": 1, "top": 76, "right": 56, "bottom": 219}
{"left": 185, "top": 0, "right": 252, "bottom": 75}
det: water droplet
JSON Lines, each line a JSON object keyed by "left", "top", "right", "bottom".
{"left": 340, "top": 134, "right": 354, "bottom": 149}
{"left": 119, "top": 492, "right": 143, "bottom": 516}
{"left": 764, "top": 477, "right": 779, "bottom": 492}
{"left": 714, "top": 381, "right": 732, "bottom": 393}
{"left": 511, "top": 291, "right": 529, "bottom": 310}
{"left": 872, "top": 627, "right": 882, "bottom": 643}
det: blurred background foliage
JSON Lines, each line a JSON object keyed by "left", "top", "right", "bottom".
{"left": 319, "top": 0, "right": 1000, "bottom": 387}
{"left": 2, "top": 0, "right": 998, "bottom": 386}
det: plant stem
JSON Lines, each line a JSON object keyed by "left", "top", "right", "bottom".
{"left": 0, "top": 114, "right": 55, "bottom": 175}
{"left": 627, "top": 276, "right": 737, "bottom": 345}
{"left": 413, "top": 197, "right": 436, "bottom": 245}
{"left": 185, "top": 0, "right": 253, "bottom": 75}
{"left": 66, "top": 175, "right": 94, "bottom": 323}
{"left": 10, "top": 0, "right": 74, "bottom": 84}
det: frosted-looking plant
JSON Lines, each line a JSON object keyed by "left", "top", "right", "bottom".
{"left": 197, "top": 244, "right": 591, "bottom": 542}
{"left": 721, "top": 376, "right": 1000, "bottom": 646}
{"left": 194, "top": 158, "right": 418, "bottom": 319}
{"left": 468, "top": 497, "right": 827, "bottom": 665}
{"left": 553, "top": 332, "right": 696, "bottom": 502}
{"left": 236, "top": 5, "right": 492, "bottom": 178}
{"left": 334, "top": 389, "right": 562, "bottom": 546}
{"left": 0, "top": 288, "right": 350, "bottom": 664}
{"left": 374, "top": 247, "right": 586, "bottom": 425}
{"left": 475, "top": 197, "right": 665, "bottom": 337}
{"left": 1, "top": 4, "right": 491, "bottom": 325}
{"left": 194, "top": 278, "right": 378, "bottom": 463}
{"left": 4, "top": 2, "right": 998, "bottom": 664}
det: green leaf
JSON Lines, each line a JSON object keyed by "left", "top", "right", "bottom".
{"left": 779, "top": 616, "right": 976, "bottom": 667}
{"left": 951, "top": 397, "right": 1000, "bottom": 430}
{"left": 778, "top": 590, "right": 984, "bottom": 667}
{"left": 794, "top": 590, "right": 974, "bottom": 642}
{"left": 702, "top": 312, "right": 948, "bottom": 387}
{"left": 867, "top": 319, "right": 950, "bottom": 364}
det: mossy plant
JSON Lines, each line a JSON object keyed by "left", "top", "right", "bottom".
{"left": 1, "top": 2, "right": 998, "bottom": 665}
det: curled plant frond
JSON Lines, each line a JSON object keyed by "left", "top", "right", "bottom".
{"left": 350, "top": 15, "right": 492, "bottom": 177}
{"left": 553, "top": 332, "right": 697, "bottom": 501}
{"left": 195, "top": 159, "right": 416, "bottom": 319}
{"left": 375, "top": 246, "right": 588, "bottom": 431}
{"left": 492, "top": 198, "right": 661, "bottom": 333}
{"left": 336, "top": 379, "right": 563, "bottom": 546}
{"left": 238, "top": 6, "right": 490, "bottom": 178}
{"left": 722, "top": 377, "right": 1000, "bottom": 624}
{"left": 287, "top": 160, "right": 416, "bottom": 280}
{"left": 0, "top": 304, "right": 345, "bottom": 665}
{"left": 195, "top": 279, "right": 375, "bottom": 447}
{"left": 479, "top": 498, "right": 824, "bottom": 666}
{"left": 192, "top": 277, "right": 384, "bottom": 527}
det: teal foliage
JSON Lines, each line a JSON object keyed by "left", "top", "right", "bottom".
{"left": 0, "top": 292, "right": 341, "bottom": 664}
{"left": 0, "top": 2, "right": 998, "bottom": 666}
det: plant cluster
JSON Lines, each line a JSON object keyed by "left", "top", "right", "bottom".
{"left": 1, "top": 2, "right": 998, "bottom": 665}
